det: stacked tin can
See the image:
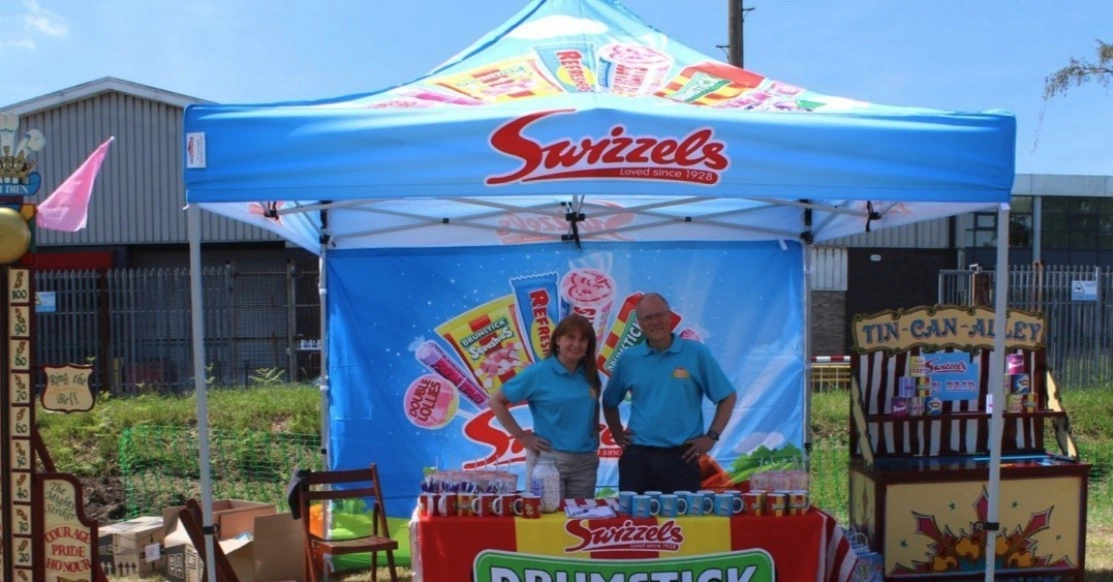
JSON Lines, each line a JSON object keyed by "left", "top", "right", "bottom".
{"left": 1005, "top": 353, "right": 1036, "bottom": 413}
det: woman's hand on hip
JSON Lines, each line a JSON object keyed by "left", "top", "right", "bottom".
{"left": 516, "top": 432, "right": 552, "bottom": 454}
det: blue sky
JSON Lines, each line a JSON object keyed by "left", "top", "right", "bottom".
{"left": 1, "top": 0, "right": 1109, "bottom": 175}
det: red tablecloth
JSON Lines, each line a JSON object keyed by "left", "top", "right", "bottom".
{"left": 410, "top": 507, "right": 858, "bottom": 581}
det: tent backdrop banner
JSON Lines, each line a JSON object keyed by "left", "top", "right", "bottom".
{"left": 327, "top": 240, "right": 804, "bottom": 511}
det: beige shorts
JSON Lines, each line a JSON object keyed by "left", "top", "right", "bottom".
{"left": 526, "top": 449, "right": 601, "bottom": 500}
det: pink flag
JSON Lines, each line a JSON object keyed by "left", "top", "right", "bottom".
{"left": 36, "top": 136, "right": 115, "bottom": 232}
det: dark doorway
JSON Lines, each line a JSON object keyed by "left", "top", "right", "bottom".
{"left": 845, "top": 248, "right": 956, "bottom": 348}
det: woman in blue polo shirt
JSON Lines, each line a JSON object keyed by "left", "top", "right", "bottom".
{"left": 490, "top": 314, "right": 603, "bottom": 500}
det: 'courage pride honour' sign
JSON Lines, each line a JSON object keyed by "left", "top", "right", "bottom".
{"left": 851, "top": 305, "right": 1046, "bottom": 354}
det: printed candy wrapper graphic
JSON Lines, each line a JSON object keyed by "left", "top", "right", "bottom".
{"left": 403, "top": 374, "right": 460, "bottom": 429}
{"left": 597, "top": 292, "right": 682, "bottom": 376}
{"left": 435, "top": 295, "right": 533, "bottom": 394}
{"left": 510, "top": 272, "right": 562, "bottom": 361}
{"left": 560, "top": 268, "right": 616, "bottom": 346}
{"left": 367, "top": 87, "right": 484, "bottom": 109}
{"left": 653, "top": 61, "right": 764, "bottom": 106}
{"left": 415, "top": 340, "right": 490, "bottom": 409}
{"left": 433, "top": 55, "right": 565, "bottom": 103}
{"left": 597, "top": 43, "right": 674, "bottom": 97}
{"left": 535, "top": 43, "right": 598, "bottom": 93}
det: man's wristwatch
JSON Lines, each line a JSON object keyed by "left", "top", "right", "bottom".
{"left": 706, "top": 429, "right": 720, "bottom": 441}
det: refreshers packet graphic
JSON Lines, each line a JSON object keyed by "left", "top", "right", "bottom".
{"left": 435, "top": 295, "right": 534, "bottom": 393}
{"left": 511, "top": 273, "right": 561, "bottom": 361}
{"left": 535, "top": 43, "right": 597, "bottom": 93}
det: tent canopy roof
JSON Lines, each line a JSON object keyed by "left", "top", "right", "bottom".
{"left": 184, "top": 0, "right": 1015, "bottom": 250}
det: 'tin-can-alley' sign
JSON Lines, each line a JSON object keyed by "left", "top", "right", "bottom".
{"left": 851, "top": 305, "right": 1046, "bottom": 354}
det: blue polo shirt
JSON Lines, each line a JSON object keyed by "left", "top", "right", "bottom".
{"left": 501, "top": 357, "right": 599, "bottom": 454}
{"left": 602, "top": 336, "right": 735, "bottom": 448}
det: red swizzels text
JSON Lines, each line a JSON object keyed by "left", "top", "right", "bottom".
{"left": 485, "top": 109, "right": 729, "bottom": 186}
{"left": 461, "top": 407, "right": 621, "bottom": 470}
{"left": 564, "top": 519, "right": 685, "bottom": 553}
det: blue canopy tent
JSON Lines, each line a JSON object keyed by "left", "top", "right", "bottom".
{"left": 183, "top": 0, "right": 1016, "bottom": 579}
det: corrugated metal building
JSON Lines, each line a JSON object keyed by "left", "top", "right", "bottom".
{"left": 3, "top": 77, "right": 311, "bottom": 272}
{"left": 4, "top": 78, "right": 1110, "bottom": 359}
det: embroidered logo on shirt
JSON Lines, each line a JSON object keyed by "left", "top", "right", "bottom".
{"left": 672, "top": 367, "right": 690, "bottom": 379}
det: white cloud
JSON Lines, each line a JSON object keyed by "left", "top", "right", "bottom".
{"left": 22, "top": 0, "right": 69, "bottom": 38}
{"left": 2, "top": 38, "right": 36, "bottom": 50}
{"left": 507, "top": 15, "right": 608, "bottom": 40}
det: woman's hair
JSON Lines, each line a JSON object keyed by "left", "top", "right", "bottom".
{"left": 549, "top": 314, "right": 602, "bottom": 391}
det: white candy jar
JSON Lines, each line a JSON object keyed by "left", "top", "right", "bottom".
{"left": 531, "top": 457, "right": 562, "bottom": 513}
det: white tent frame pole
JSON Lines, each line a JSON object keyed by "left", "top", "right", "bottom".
{"left": 802, "top": 243, "right": 813, "bottom": 470}
{"left": 276, "top": 196, "right": 875, "bottom": 247}
{"left": 593, "top": 212, "right": 798, "bottom": 239}
{"left": 747, "top": 197, "right": 870, "bottom": 217}
{"left": 188, "top": 204, "right": 219, "bottom": 582}
{"left": 984, "top": 202, "right": 1010, "bottom": 581}
{"left": 319, "top": 241, "right": 331, "bottom": 470}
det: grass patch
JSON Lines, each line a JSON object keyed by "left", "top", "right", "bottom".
{"left": 38, "top": 384, "right": 321, "bottom": 475}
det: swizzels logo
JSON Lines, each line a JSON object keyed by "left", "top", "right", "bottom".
{"left": 485, "top": 109, "right": 729, "bottom": 186}
{"left": 462, "top": 408, "right": 621, "bottom": 470}
{"left": 564, "top": 519, "right": 684, "bottom": 553}
{"left": 923, "top": 358, "right": 969, "bottom": 374}
{"left": 496, "top": 201, "right": 635, "bottom": 244}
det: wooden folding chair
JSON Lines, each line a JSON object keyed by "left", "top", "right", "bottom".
{"left": 296, "top": 463, "right": 399, "bottom": 582}
{"left": 179, "top": 498, "right": 239, "bottom": 582}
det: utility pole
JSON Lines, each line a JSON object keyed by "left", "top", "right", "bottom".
{"left": 727, "top": 0, "right": 755, "bottom": 68}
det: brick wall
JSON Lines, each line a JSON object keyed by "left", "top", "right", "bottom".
{"left": 810, "top": 290, "right": 847, "bottom": 357}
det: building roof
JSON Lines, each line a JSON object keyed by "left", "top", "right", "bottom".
{"left": 1013, "top": 173, "right": 1113, "bottom": 198}
{"left": 1, "top": 76, "right": 209, "bottom": 115}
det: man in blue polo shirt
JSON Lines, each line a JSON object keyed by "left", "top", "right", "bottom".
{"left": 602, "top": 293, "right": 737, "bottom": 494}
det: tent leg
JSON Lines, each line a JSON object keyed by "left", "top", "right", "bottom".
{"left": 319, "top": 244, "right": 330, "bottom": 471}
{"left": 802, "top": 243, "right": 813, "bottom": 470}
{"left": 188, "top": 204, "right": 218, "bottom": 582}
{"left": 984, "top": 202, "right": 1010, "bottom": 581}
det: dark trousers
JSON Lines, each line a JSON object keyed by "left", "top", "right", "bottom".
{"left": 617, "top": 444, "right": 700, "bottom": 494}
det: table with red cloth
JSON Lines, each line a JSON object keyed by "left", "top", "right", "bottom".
{"left": 410, "top": 505, "right": 859, "bottom": 581}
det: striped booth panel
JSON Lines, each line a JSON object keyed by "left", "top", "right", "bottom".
{"left": 851, "top": 349, "right": 1046, "bottom": 457}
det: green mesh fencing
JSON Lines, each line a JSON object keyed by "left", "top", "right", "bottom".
{"left": 808, "top": 436, "right": 850, "bottom": 523}
{"left": 118, "top": 425, "right": 853, "bottom": 522}
{"left": 119, "top": 426, "right": 324, "bottom": 518}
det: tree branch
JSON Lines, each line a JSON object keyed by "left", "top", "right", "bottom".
{"left": 1043, "top": 39, "right": 1113, "bottom": 100}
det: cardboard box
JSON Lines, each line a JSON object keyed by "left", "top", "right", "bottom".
{"left": 98, "top": 516, "right": 166, "bottom": 576}
{"left": 253, "top": 512, "right": 306, "bottom": 582}
{"left": 164, "top": 538, "right": 254, "bottom": 582}
{"left": 162, "top": 499, "right": 276, "bottom": 540}
{"left": 163, "top": 511, "right": 305, "bottom": 582}
{"left": 165, "top": 543, "right": 203, "bottom": 582}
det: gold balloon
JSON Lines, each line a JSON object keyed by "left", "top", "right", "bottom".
{"left": 0, "top": 207, "right": 31, "bottom": 264}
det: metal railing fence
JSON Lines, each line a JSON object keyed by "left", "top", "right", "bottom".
{"left": 939, "top": 264, "right": 1113, "bottom": 387}
{"left": 34, "top": 264, "right": 321, "bottom": 396}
